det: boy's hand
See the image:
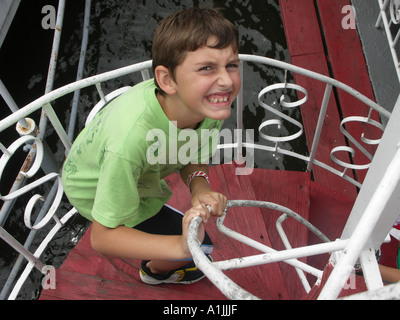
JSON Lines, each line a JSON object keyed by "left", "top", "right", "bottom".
{"left": 190, "top": 188, "right": 227, "bottom": 221}
{"left": 180, "top": 164, "right": 227, "bottom": 221}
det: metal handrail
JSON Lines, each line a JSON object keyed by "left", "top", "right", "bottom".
{"left": 188, "top": 200, "right": 347, "bottom": 300}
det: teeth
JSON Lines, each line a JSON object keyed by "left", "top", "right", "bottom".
{"left": 208, "top": 96, "right": 229, "bottom": 103}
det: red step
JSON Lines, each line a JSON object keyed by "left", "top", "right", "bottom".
{"left": 304, "top": 263, "right": 367, "bottom": 300}
{"left": 248, "top": 169, "right": 312, "bottom": 299}
{"left": 41, "top": 164, "right": 384, "bottom": 300}
{"left": 316, "top": 0, "right": 381, "bottom": 184}
{"left": 279, "top": 0, "right": 359, "bottom": 198}
{"left": 307, "top": 180, "right": 356, "bottom": 276}
{"left": 41, "top": 165, "right": 300, "bottom": 300}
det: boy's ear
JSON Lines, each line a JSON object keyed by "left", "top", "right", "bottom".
{"left": 155, "top": 66, "right": 177, "bottom": 95}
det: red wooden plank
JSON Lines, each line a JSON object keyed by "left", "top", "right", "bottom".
{"left": 207, "top": 165, "right": 290, "bottom": 300}
{"left": 41, "top": 164, "right": 290, "bottom": 300}
{"left": 304, "top": 263, "right": 367, "bottom": 300}
{"left": 379, "top": 236, "right": 400, "bottom": 269}
{"left": 42, "top": 224, "right": 227, "bottom": 300}
{"left": 248, "top": 169, "right": 311, "bottom": 299}
{"left": 279, "top": 0, "right": 358, "bottom": 198}
{"left": 165, "top": 167, "right": 291, "bottom": 300}
{"left": 279, "top": 0, "right": 325, "bottom": 57}
{"left": 164, "top": 169, "right": 290, "bottom": 299}
{"left": 316, "top": 0, "right": 381, "bottom": 184}
{"left": 307, "top": 180, "right": 356, "bottom": 274}
{"left": 40, "top": 269, "right": 224, "bottom": 300}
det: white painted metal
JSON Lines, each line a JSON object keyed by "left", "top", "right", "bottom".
{"left": 0, "top": 0, "right": 21, "bottom": 49}
{"left": 306, "top": 84, "right": 332, "bottom": 172}
{"left": 342, "top": 94, "right": 400, "bottom": 249}
{"left": 339, "top": 282, "right": 400, "bottom": 300}
{"left": 0, "top": 60, "right": 153, "bottom": 299}
{"left": 0, "top": 80, "right": 29, "bottom": 129}
{"left": 319, "top": 95, "right": 400, "bottom": 300}
{"left": 359, "top": 249, "right": 384, "bottom": 291}
{"left": 67, "top": 0, "right": 92, "bottom": 140}
{"left": 188, "top": 215, "right": 260, "bottom": 300}
{"left": 376, "top": 0, "right": 400, "bottom": 82}
{"left": 188, "top": 200, "right": 342, "bottom": 299}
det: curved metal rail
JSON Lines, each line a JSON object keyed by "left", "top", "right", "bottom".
{"left": 187, "top": 200, "right": 343, "bottom": 300}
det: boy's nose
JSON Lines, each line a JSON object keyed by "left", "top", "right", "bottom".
{"left": 216, "top": 68, "right": 233, "bottom": 88}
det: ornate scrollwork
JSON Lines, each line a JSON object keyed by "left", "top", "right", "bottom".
{"left": 0, "top": 135, "right": 61, "bottom": 230}
{"left": 23, "top": 176, "right": 63, "bottom": 230}
{"left": 330, "top": 116, "right": 385, "bottom": 173}
{"left": 257, "top": 83, "right": 306, "bottom": 144}
{"left": 390, "top": 0, "right": 400, "bottom": 24}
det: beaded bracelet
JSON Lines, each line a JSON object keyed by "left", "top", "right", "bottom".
{"left": 187, "top": 171, "right": 209, "bottom": 189}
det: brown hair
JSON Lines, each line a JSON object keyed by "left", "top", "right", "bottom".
{"left": 152, "top": 8, "right": 239, "bottom": 93}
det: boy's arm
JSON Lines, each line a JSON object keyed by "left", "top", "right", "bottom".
{"left": 180, "top": 163, "right": 227, "bottom": 219}
{"left": 90, "top": 205, "right": 205, "bottom": 260}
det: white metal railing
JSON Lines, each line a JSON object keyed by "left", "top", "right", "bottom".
{"left": 0, "top": 0, "right": 94, "bottom": 299}
{"left": 188, "top": 55, "right": 400, "bottom": 300}
{"left": 376, "top": 0, "right": 400, "bottom": 83}
{"left": 0, "top": 0, "right": 66, "bottom": 228}
{"left": 0, "top": 0, "right": 66, "bottom": 300}
{"left": 188, "top": 200, "right": 338, "bottom": 300}
{"left": 0, "top": 60, "right": 152, "bottom": 299}
{"left": 0, "top": 54, "right": 394, "bottom": 299}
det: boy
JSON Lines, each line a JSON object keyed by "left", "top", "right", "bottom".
{"left": 62, "top": 8, "right": 241, "bottom": 285}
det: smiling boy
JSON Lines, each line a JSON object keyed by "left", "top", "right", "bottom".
{"left": 62, "top": 8, "right": 240, "bottom": 285}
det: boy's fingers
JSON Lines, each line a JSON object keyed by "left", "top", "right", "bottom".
{"left": 208, "top": 196, "right": 226, "bottom": 218}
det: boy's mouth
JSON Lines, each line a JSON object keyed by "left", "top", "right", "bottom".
{"left": 207, "top": 94, "right": 230, "bottom": 105}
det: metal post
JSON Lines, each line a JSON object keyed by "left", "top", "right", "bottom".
{"left": 319, "top": 146, "right": 400, "bottom": 299}
{"left": 0, "top": 80, "right": 29, "bottom": 129}
{"left": 307, "top": 84, "right": 332, "bottom": 172}
{"left": 67, "top": 0, "right": 91, "bottom": 141}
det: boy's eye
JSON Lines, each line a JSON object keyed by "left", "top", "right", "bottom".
{"left": 199, "top": 66, "right": 213, "bottom": 72}
{"left": 226, "top": 63, "right": 239, "bottom": 71}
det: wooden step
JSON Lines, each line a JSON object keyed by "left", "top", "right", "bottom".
{"left": 162, "top": 164, "right": 291, "bottom": 300}
{"left": 308, "top": 180, "right": 399, "bottom": 276}
{"left": 307, "top": 180, "right": 356, "bottom": 277}
{"left": 279, "top": 0, "right": 358, "bottom": 198}
{"left": 304, "top": 263, "right": 367, "bottom": 300}
{"left": 316, "top": 0, "right": 381, "bottom": 184}
{"left": 248, "top": 169, "right": 312, "bottom": 299}
{"left": 40, "top": 164, "right": 294, "bottom": 300}
{"left": 40, "top": 165, "right": 368, "bottom": 300}
{"left": 206, "top": 165, "right": 290, "bottom": 300}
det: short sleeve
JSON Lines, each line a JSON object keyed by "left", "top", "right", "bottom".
{"left": 91, "top": 151, "right": 142, "bottom": 228}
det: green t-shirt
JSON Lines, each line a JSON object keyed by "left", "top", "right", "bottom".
{"left": 62, "top": 79, "right": 222, "bottom": 228}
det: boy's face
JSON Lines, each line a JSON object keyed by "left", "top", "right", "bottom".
{"left": 170, "top": 37, "right": 241, "bottom": 126}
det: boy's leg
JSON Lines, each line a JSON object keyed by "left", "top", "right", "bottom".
{"left": 134, "top": 204, "right": 212, "bottom": 249}
{"left": 134, "top": 205, "right": 212, "bottom": 283}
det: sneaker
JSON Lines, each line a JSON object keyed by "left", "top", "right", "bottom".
{"left": 139, "top": 257, "right": 211, "bottom": 285}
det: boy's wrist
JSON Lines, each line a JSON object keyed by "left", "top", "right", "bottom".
{"left": 189, "top": 176, "right": 211, "bottom": 195}
{"left": 187, "top": 170, "right": 210, "bottom": 191}
{"left": 187, "top": 170, "right": 209, "bottom": 186}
